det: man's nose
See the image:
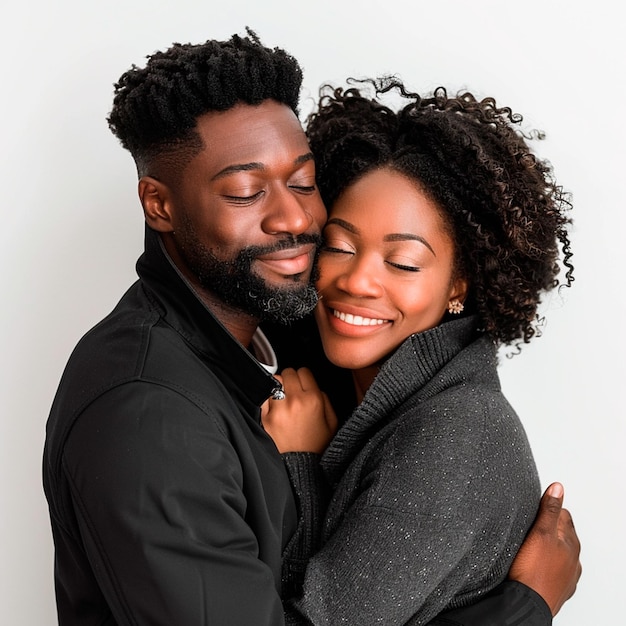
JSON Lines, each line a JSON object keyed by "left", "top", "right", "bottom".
{"left": 261, "top": 188, "right": 315, "bottom": 236}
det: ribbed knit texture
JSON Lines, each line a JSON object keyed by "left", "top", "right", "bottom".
{"left": 322, "top": 317, "right": 478, "bottom": 488}
{"left": 284, "top": 316, "right": 541, "bottom": 625}
{"left": 281, "top": 452, "right": 331, "bottom": 599}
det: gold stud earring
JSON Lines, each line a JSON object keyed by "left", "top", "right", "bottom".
{"left": 448, "top": 299, "right": 464, "bottom": 314}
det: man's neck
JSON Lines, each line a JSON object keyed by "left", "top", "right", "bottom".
{"left": 192, "top": 284, "right": 260, "bottom": 348}
{"left": 160, "top": 232, "right": 259, "bottom": 347}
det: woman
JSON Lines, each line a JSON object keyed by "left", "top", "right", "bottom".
{"left": 262, "top": 80, "right": 575, "bottom": 624}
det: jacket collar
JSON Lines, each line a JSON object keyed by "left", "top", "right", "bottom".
{"left": 136, "top": 225, "right": 281, "bottom": 408}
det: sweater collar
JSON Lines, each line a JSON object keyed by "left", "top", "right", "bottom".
{"left": 136, "top": 225, "right": 281, "bottom": 407}
{"left": 322, "top": 315, "right": 481, "bottom": 482}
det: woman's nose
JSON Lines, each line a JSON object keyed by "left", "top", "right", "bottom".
{"left": 335, "top": 256, "right": 384, "bottom": 298}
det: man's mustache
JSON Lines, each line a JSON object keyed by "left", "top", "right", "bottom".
{"left": 242, "top": 233, "right": 323, "bottom": 260}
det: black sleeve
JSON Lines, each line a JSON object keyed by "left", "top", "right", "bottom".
{"left": 62, "top": 384, "right": 285, "bottom": 625}
{"left": 426, "top": 581, "right": 552, "bottom": 626}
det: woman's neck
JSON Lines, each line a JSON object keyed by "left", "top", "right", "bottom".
{"left": 351, "top": 366, "right": 381, "bottom": 404}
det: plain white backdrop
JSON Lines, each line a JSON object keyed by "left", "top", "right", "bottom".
{"left": 1, "top": 1, "right": 623, "bottom": 623}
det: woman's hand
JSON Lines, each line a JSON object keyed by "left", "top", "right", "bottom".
{"left": 261, "top": 367, "right": 338, "bottom": 454}
{"left": 508, "top": 482, "right": 582, "bottom": 616}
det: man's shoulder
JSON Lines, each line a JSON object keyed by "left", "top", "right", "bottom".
{"left": 61, "top": 282, "right": 161, "bottom": 391}
{"left": 43, "top": 281, "right": 233, "bottom": 480}
{"left": 50, "top": 285, "right": 231, "bottom": 416}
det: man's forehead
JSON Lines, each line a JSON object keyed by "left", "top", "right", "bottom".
{"left": 193, "top": 101, "right": 311, "bottom": 167}
{"left": 197, "top": 101, "right": 305, "bottom": 140}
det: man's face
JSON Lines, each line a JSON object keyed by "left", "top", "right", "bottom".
{"left": 162, "top": 100, "right": 327, "bottom": 323}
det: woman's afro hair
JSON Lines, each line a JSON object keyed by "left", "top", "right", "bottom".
{"left": 306, "top": 78, "right": 574, "bottom": 348}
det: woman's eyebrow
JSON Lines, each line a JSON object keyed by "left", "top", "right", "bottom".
{"left": 326, "top": 218, "right": 435, "bottom": 256}
{"left": 384, "top": 233, "right": 435, "bottom": 255}
{"left": 325, "top": 217, "right": 358, "bottom": 233}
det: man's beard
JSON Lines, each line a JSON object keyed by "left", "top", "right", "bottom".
{"left": 174, "top": 222, "right": 321, "bottom": 325}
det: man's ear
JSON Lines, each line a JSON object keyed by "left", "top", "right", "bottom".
{"left": 138, "top": 176, "right": 174, "bottom": 233}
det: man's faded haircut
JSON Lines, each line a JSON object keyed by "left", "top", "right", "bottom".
{"left": 107, "top": 28, "right": 304, "bottom": 176}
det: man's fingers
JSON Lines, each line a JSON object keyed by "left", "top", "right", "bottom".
{"left": 557, "top": 508, "right": 581, "bottom": 551}
{"left": 533, "top": 482, "right": 564, "bottom": 534}
{"left": 545, "top": 481, "right": 564, "bottom": 502}
{"left": 557, "top": 507, "right": 574, "bottom": 530}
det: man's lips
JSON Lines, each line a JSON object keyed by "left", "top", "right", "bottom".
{"left": 255, "top": 244, "right": 316, "bottom": 276}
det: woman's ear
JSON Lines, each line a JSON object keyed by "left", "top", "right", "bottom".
{"left": 138, "top": 176, "right": 174, "bottom": 233}
{"left": 446, "top": 277, "right": 469, "bottom": 315}
{"left": 449, "top": 276, "right": 469, "bottom": 305}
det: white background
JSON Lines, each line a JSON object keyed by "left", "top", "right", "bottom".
{"left": 1, "top": 1, "right": 623, "bottom": 623}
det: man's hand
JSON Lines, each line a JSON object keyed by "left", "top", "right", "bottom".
{"left": 261, "top": 367, "right": 338, "bottom": 454}
{"left": 508, "top": 482, "right": 582, "bottom": 616}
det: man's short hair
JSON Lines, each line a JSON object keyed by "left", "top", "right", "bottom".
{"left": 107, "top": 29, "right": 304, "bottom": 175}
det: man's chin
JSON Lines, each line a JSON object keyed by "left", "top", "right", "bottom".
{"left": 255, "top": 283, "right": 319, "bottom": 324}
{"left": 198, "top": 264, "right": 318, "bottom": 323}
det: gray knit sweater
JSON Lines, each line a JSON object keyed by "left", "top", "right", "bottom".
{"left": 283, "top": 316, "right": 540, "bottom": 625}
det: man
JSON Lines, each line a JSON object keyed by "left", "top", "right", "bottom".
{"left": 43, "top": 31, "right": 579, "bottom": 625}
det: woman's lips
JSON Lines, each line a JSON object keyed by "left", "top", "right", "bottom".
{"left": 325, "top": 306, "right": 392, "bottom": 336}
{"left": 332, "top": 309, "right": 388, "bottom": 326}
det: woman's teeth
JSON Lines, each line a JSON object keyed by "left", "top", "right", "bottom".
{"left": 333, "top": 310, "right": 387, "bottom": 326}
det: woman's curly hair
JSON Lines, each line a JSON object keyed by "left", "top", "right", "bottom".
{"left": 306, "top": 78, "right": 574, "bottom": 348}
{"left": 107, "top": 28, "right": 303, "bottom": 176}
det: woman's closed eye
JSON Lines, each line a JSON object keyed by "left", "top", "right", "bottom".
{"left": 386, "top": 258, "right": 421, "bottom": 272}
{"left": 320, "top": 241, "right": 354, "bottom": 256}
{"left": 322, "top": 245, "right": 351, "bottom": 254}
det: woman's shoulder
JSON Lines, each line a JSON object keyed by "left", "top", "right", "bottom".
{"left": 382, "top": 382, "right": 533, "bottom": 477}
{"left": 367, "top": 390, "right": 539, "bottom": 517}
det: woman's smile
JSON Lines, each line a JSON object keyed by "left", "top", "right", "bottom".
{"left": 314, "top": 167, "right": 467, "bottom": 372}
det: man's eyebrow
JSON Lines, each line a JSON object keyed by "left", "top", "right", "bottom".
{"left": 325, "top": 218, "right": 435, "bottom": 255}
{"left": 211, "top": 152, "right": 315, "bottom": 181}
{"left": 211, "top": 162, "right": 264, "bottom": 181}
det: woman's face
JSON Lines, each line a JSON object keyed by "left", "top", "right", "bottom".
{"left": 314, "top": 167, "right": 467, "bottom": 371}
